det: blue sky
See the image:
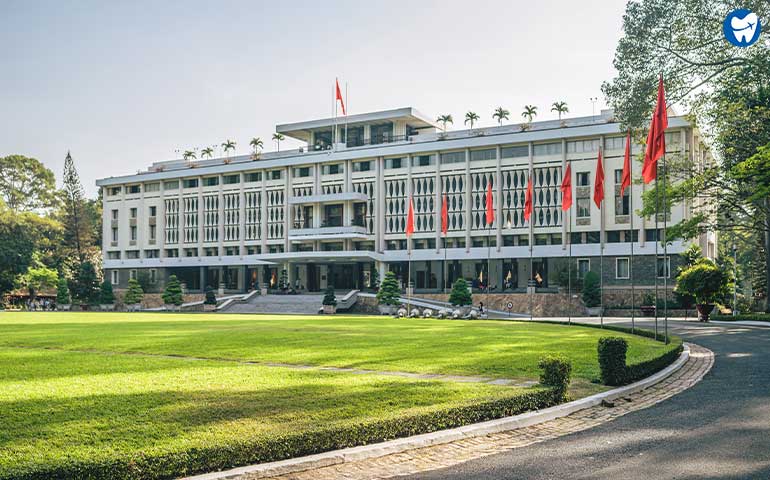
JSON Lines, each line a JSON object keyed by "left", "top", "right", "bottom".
{"left": 0, "top": 0, "right": 627, "bottom": 196}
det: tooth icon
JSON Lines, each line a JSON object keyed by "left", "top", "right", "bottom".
{"left": 731, "top": 12, "right": 759, "bottom": 43}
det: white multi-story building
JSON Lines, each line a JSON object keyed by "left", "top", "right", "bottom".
{"left": 96, "top": 106, "right": 715, "bottom": 295}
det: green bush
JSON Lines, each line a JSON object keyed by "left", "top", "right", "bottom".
{"left": 5, "top": 388, "right": 563, "bottom": 480}
{"left": 162, "top": 275, "right": 184, "bottom": 306}
{"left": 598, "top": 337, "right": 628, "bottom": 386}
{"left": 99, "top": 280, "right": 115, "bottom": 304}
{"left": 376, "top": 271, "right": 401, "bottom": 306}
{"left": 204, "top": 286, "right": 217, "bottom": 305}
{"left": 537, "top": 355, "right": 572, "bottom": 399}
{"left": 581, "top": 271, "right": 601, "bottom": 308}
{"left": 322, "top": 285, "right": 337, "bottom": 306}
{"left": 56, "top": 277, "right": 71, "bottom": 305}
{"left": 675, "top": 259, "right": 731, "bottom": 305}
{"left": 449, "top": 278, "right": 472, "bottom": 306}
{"left": 123, "top": 279, "right": 144, "bottom": 305}
{"left": 711, "top": 313, "right": 770, "bottom": 322}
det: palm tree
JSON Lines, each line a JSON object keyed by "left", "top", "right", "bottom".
{"left": 464, "top": 111, "right": 480, "bottom": 131}
{"left": 200, "top": 147, "right": 214, "bottom": 159}
{"left": 249, "top": 137, "right": 263, "bottom": 154}
{"left": 222, "top": 140, "right": 236, "bottom": 158}
{"left": 183, "top": 150, "right": 196, "bottom": 162}
{"left": 436, "top": 114, "right": 453, "bottom": 133}
{"left": 272, "top": 133, "right": 285, "bottom": 152}
{"left": 492, "top": 107, "right": 510, "bottom": 126}
{"left": 521, "top": 105, "right": 538, "bottom": 124}
{"left": 551, "top": 101, "right": 569, "bottom": 121}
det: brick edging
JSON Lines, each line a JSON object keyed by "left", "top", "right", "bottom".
{"left": 183, "top": 344, "right": 693, "bottom": 480}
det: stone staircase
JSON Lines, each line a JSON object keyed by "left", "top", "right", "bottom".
{"left": 221, "top": 291, "right": 357, "bottom": 315}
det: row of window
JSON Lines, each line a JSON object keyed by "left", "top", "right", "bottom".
{"left": 576, "top": 256, "right": 671, "bottom": 280}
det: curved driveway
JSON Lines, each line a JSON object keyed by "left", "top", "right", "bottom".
{"left": 409, "top": 320, "right": 770, "bottom": 480}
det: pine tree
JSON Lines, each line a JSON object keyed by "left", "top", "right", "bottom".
{"left": 370, "top": 268, "right": 380, "bottom": 289}
{"left": 376, "top": 271, "right": 401, "bottom": 306}
{"left": 322, "top": 285, "right": 337, "bottom": 306}
{"left": 204, "top": 285, "right": 217, "bottom": 305}
{"left": 449, "top": 278, "right": 472, "bottom": 306}
{"left": 61, "top": 152, "right": 93, "bottom": 264}
{"left": 56, "top": 277, "right": 70, "bottom": 304}
{"left": 582, "top": 271, "right": 601, "bottom": 308}
{"left": 124, "top": 278, "right": 144, "bottom": 304}
{"left": 72, "top": 261, "right": 99, "bottom": 304}
{"left": 99, "top": 279, "right": 115, "bottom": 304}
{"left": 162, "top": 275, "right": 184, "bottom": 306}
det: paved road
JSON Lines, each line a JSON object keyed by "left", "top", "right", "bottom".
{"left": 410, "top": 320, "right": 770, "bottom": 480}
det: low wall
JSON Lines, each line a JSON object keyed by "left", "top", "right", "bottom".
{"left": 114, "top": 290, "right": 204, "bottom": 309}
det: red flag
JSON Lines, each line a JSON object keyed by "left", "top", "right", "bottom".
{"left": 485, "top": 180, "right": 494, "bottom": 225}
{"left": 560, "top": 163, "right": 572, "bottom": 211}
{"left": 405, "top": 195, "right": 415, "bottom": 237}
{"left": 642, "top": 75, "right": 668, "bottom": 183}
{"left": 524, "top": 175, "right": 533, "bottom": 222}
{"left": 335, "top": 78, "right": 346, "bottom": 116}
{"left": 594, "top": 148, "right": 605, "bottom": 208}
{"left": 620, "top": 130, "right": 632, "bottom": 196}
{"left": 441, "top": 194, "right": 448, "bottom": 235}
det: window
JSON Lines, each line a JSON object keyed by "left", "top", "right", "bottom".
{"left": 440, "top": 151, "right": 465, "bottom": 164}
{"left": 184, "top": 248, "right": 198, "bottom": 257}
{"left": 145, "top": 182, "right": 160, "bottom": 192}
{"left": 646, "top": 228, "right": 661, "bottom": 242}
{"left": 470, "top": 148, "right": 497, "bottom": 162}
{"left": 533, "top": 142, "right": 562, "bottom": 156}
{"left": 107, "top": 251, "right": 121, "bottom": 260}
{"left": 501, "top": 145, "right": 529, "bottom": 158}
{"left": 322, "top": 163, "right": 343, "bottom": 175}
{"left": 657, "top": 256, "right": 671, "bottom": 278}
{"left": 606, "top": 231, "right": 621, "bottom": 243}
{"left": 111, "top": 227, "right": 118, "bottom": 242}
{"left": 567, "top": 139, "right": 600, "bottom": 153}
{"left": 293, "top": 167, "right": 311, "bottom": 178}
{"left": 577, "top": 198, "right": 590, "bottom": 218}
{"left": 353, "top": 161, "right": 371, "bottom": 172}
{"left": 322, "top": 242, "right": 344, "bottom": 251}
{"left": 149, "top": 224, "right": 156, "bottom": 241}
{"left": 149, "top": 206, "right": 157, "bottom": 217}
{"left": 109, "top": 187, "right": 121, "bottom": 196}
{"left": 130, "top": 208, "right": 137, "bottom": 218}
{"left": 385, "top": 157, "right": 403, "bottom": 169}
{"left": 535, "top": 234, "right": 549, "bottom": 245}
{"left": 577, "top": 259, "right": 590, "bottom": 278}
{"left": 605, "top": 136, "right": 626, "bottom": 150}
{"left": 149, "top": 269, "right": 157, "bottom": 284}
{"left": 576, "top": 172, "right": 590, "bottom": 186}
{"left": 244, "top": 172, "right": 262, "bottom": 182}
{"left": 183, "top": 178, "right": 198, "bottom": 188}
{"left": 111, "top": 270, "right": 119, "bottom": 285}
{"left": 111, "top": 209, "right": 119, "bottom": 220}
{"left": 269, "top": 170, "right": 282, "bottom": 180}
{"left": 324, "top": 204, "right": 343, "bottom": 227}
{"left": 127, "top": 185, "right": 141, "bottom": 194}
{"left": 665, "top": 131, "right": 681, "bottom": 146}
{"left": 615, "top": 168, "right": 630, "bottom": 216}
{"left": 130, "top": 226, "right": 137, "bottom": 240}
{"left": 126, "top": 250, "right": 139, "bottom": 259}
{"left": 144, "top": 249, "right": 159, "bottom": 258}
{"left": 204, "top": 247, "right": 219, "bottom": 256}
{"left": 411, "top": 154, "right": 435, "bottom": 167}
{"left": 223, "top": 174, "right": 240, "bottom": 184}
{"left": 165, "top": 248, "right": 179, "bottom": 257}
{"left": 224, "top": 246, "right": 239, "bottom": 256}
{"left": 203, "top": 176, "right": 219, "bottom": 187}
{"left": 129, "top": 269, "right": 137, "bottom": 280}
{"left": 616, "top": 258, "right": 630, "bottom": 279}
{"left": 246, "top": 246, "right": 261, "bottom": 255}
{"left": 164, "top": 180, "right": 179, "bottom": 190}
{"left": 586, "top": 231, "right": 600, "bottom": 243}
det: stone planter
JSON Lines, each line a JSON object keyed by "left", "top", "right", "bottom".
{"left": 99, "top": 304, "right": 115, "bottom": 312}
{"left": 451, "top": 305, "right": 472, "bottom": 317}
{"left": 203, "top": 304, "right": 217, "bottom": 312}
{"left": 586, "top": 306, "right": 604, "bottom": 317}
{"left": 127, "top": 303, "right": 142, "bottom": 312}
{"left": 378, "top": 304, "right": 396, "bottom": 315}
{"left": 640, "top": 305, "right": 656, "bottom": 317}
{"left": 164, "top": 304, "right": 180, "bottom": 312}
{"left": 696, "top": 303, "right": 714, "bottom": 322}
{"left": 58, "top": 304, "right": 71, "bottom": 311}
{"left": 260, "top": 288, "right": 268, "bottom": 296}
{"left": 323, "top": 304, "right": 336, "bottom": 314}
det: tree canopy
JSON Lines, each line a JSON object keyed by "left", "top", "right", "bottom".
{"left": 0, "top": 155, "right": 57, "bottom": 212}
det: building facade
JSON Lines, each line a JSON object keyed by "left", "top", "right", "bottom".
{"left": 96, "top": 107, "right": 715, "bottom": 295}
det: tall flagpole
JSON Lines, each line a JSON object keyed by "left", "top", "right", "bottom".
{"left": 345, "top": 82, "right": 349, "bottom": 147}
{"left": 568, "top": 182, "right": 573, "bottom": 327}
{"left": 600, "top": 147, "right": 605, "bottom": 329}
{"left": 529, "top": 178, "right": 534, "bottom": 322}
{"left": 629, "top": 136, "right": 636, "bottom": 334}
{"left": 663, "top": 151, "right": 669, "bottom": 344}
{"left": 654, "top": 172, "right": 660, "bottom": 340}
{"left": 333, "top": 80, "right": 338, "bottom": 149}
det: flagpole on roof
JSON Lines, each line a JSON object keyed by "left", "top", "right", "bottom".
{"left": 345, "top": 82, "right": 349, "bottom": 148}
{"left": 333, "top": 79, "right": 338, "bottom": 150}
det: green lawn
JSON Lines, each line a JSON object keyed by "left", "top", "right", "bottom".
{"left": 0, "top": 312, "right": 679, "bottom": 479}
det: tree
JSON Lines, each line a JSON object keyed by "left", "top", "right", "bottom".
{"left": 72, "top": 261, "right": 99, "bottom": 305}
{"left": 124, "top": 278, "right": 144, "bottom": 305}
{"left": 436, "top": 114, "right": 453, "bottom": 132}
{"left": 204, "top": 285, "right": 217, "bottom": 305}
{"left": 201, "top": 147, "right": 214, "bottom": 159}
{"left": 249, "top": 137, "right": 263, "bottom": 154}
{"left": 370, "top": 268, "right": 379, "bottom": 290}
{"left": 16, "top": 256, "right": 58, "bottom": 301}
{"left": 222, "top": 140, "right": 236, "bottom": 159}
{"left": 99, "top": 279, "right": 115, "bottom": 305}
{"left": 492, "top": 107, "right": 510, "bottom": 126}
{"left": 581, "top": 271, "right": 601, "bottom": 308}
{"left": 272, "top": 133, "right": 285, "bottom": 152}
{"left": 0, "top": 207, "right": 45, "bottom": 297}
{"left": 61, "top": 152, "right": 94, "bottom": 265}
{"left": 675, "top": 259, "right": 731, "bottom": 306}
{"left": 376, "top": 271, "right": 400, "bottom": 306}
{"left": 162, "top": 275, "right": 184, "bottom": 306}
{"left": 521, "top": 105, "right": 538, "bottom": 124}
{"left": 602, "top": 0, "right": 770, "bottom": 310}
{"left": 56, "top": 277, "right": 70, "bottom": 305}
{"left": 322, "top": 285, "right": 337, "bottom": 306}
{"left": 464, "top": 112, "right": 479, "bottom": 131}
{"left": 0, "top": 155, "right": 57, "bottom": 212}
{"left": 551, "top": 101, "right": 569, "bottom": 120}
{"left": 449, "top": 278, "right": 472, "bottom": 306}
{"left": 182, "top": 150, "right": 197, "bottom": 162}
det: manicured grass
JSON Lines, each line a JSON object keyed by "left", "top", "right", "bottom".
{"left": 0, "top": 312, "right": 680, "bottom": 479}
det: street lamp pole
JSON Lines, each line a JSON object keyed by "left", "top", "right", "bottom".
{"left": 733, "top": 241, "right": 738, "bottom": 316}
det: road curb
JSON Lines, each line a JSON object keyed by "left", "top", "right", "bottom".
{"left": 183, "top": 344, "right": 692, "bottom": 480}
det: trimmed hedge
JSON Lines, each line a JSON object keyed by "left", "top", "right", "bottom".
{"left": 538, "top": 355, "right": 572, "bottom": 399}
{"left": 711, "top": 313, "right": 770, "bottom": 322}
{"left": 598, "top": 337, "right": 628, "bottom": 386}
{"left": 3, "top": 388, "right": 562, "bottom": 480}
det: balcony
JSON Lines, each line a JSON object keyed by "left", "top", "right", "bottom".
{"left": 288, "top": 224, "right": 368, "bottom": 241}
{"left": 288, "top": 191, "right": 368, "bottom": 205}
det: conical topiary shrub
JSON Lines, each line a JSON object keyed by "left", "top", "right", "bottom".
{"left": 376, "top": 271, "right": 401, "bottom": 306}
{"left": 124, "top": 278, "right": 144, "bottom": 305}
{"left": 449, "top": 278, "right": 472, "bottom": 306}
{"left": 162, "top": 275, "right": 184, "bottom": 306}
{"left": 582, "top": 271, "right": 601, "bottom": 308}
{"left": 99, "top": 280, "right": 115, "bottom": 305}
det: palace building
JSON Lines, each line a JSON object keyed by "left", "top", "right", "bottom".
{"left": 96, "top": 106, "right": 715, "bottom": 295}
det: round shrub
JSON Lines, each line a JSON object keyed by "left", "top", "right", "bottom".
{"left": 204, "top": 286, "right": 217, "bottom": 305}
{"left": 598, "top": 336, "right": 628, "bottom": 386}
{"left": 538, "top": 355, "right": 572, "bottom": 399}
